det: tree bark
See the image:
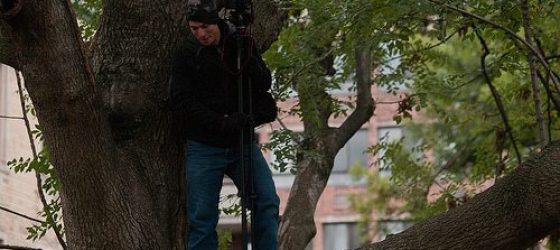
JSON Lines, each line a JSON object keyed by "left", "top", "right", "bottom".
{"left": 0, "top": 21, "right": 19, "bottom": 69}
{"left": 250, "top": 0, "right": 288, "bottom": 51}
{"left": 278, "top": 143, "right": 335, "bottom": 250}
{"left": 358, "top": 140, "right": 560, "bottom": 250}
{"left": 0, "top": 0, "right": 22, "bottom": 69}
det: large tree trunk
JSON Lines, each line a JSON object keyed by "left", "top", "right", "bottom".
{"left": 359, "top": 140, "right": 560, "bottom": 250}
{"left": 2, "top": 1, "right": 187, "bottom": 248}
{"left": 0, "top": 0, "right": 285, "bottom": 249}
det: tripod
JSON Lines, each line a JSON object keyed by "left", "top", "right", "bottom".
{"left": 227, "top": 1, "right": 256, "bottom": 249}
{"left": 235, "top": 31, "right": 256, "bottom": 250}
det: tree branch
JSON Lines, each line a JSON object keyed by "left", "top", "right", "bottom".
{"left": 15, "top": 70, "right": 67, "bottom": 250}
{"left": 8, "top": 0, "right": 96, "bottom": 110}
{"left": 359, "top": 140, "right": 560, "bottom": 250}
{"left": 0, "top": 205, "right": 44, "bottom": 224}
{"left": 2, "top": 2, "right": 104, "bottom": 183}
{"left": 330, "top": 48, "right": 375, "bottom": 152}
{"left": 251, "top": 0, "right": 289, "bottom": 51}
{"left": 427, "top": 0, "right": 560, "bottom": 97}
{"left": 537, "top": 70, "right": 560, "bottom": 114}
{"left": 534, "top": 39, "right": 560, "bottom": 115}
{"left": 0, "top": 114, "right": 23, "bottom": 120}
{"left": 375, "top": 94, "right": 421, "bottom": 105}
{"left": 520, "top": 0, "right": 549, "bottom": 147}
{"left": 379, "top": 28, "right": 460, "bottom": 65}
{"left": 280, "top": 47, "right": 336, "bottom": 94}
{"left": 0, "top": 244, "right": 41, "bottom": 250}
{"left": 472, "top": 26, "right": 522, "bottom": 166}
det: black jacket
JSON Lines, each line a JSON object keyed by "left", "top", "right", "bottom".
{"left": 169, "top": 22, "right": 277, "bottom": 147}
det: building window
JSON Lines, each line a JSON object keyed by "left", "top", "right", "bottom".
{"left": 377, "top": 126, "right": 403, "bottom": 177}
{"left": 323, "top": 222, "right": 365, "bottom": 250}
{"left": 333, "top": 129, "right": 369, "bottom": 173}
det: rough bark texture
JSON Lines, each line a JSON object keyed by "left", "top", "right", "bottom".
{"left": 0, "top": 0, "right": 286, "bottom": 249}
{"left": 1, "top": 0, "right": 23, "bottom": 69}
{"left": 0, "top": 21, "right": 19, "bottom": 69}
{"left": 278, "top": 49, "right": 375, "bottom": 249}
{"left": 250, "top": 0, "right": 288, "bottom": 52}
{"left": 359, "top": 140, "right": 560, "bottom": 250}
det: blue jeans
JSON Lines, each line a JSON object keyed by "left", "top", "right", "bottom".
{"left": 186, "top": 140, "right": 280, "bottom": 250}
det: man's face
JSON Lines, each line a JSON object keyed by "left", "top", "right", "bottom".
{"left": 188, "top": 21, "right": 220, "bottom": 47}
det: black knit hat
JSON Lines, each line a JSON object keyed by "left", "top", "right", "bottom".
{"left": 186, "top": 0, "right": 220, "bottom": 24}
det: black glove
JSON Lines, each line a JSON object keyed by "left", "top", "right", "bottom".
{"left": 221, "top": 112, "right": 251, "bottom": 132}
{"left": 252, "top": 91, "right": 277, "bottom": 125}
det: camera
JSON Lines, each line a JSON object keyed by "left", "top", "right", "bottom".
{"left": 224, "top": 0, "right": 254, "bottom": 27}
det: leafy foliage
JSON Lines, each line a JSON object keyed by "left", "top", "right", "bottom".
{"left": 25, "top": 198, "right": 64, "bottom": 241}
{"left": 262, "top": 0, "right": 434, "bottom": 172}
{"left": 343, "top": 0, "right": 560, "bottom": 245}
{"left": 71, "top": 0, "right": 103, "bottom": 40}
{"left": 262, "top": 129, "right": 301, "bottom": 174}
{"left": 217, "top": 229, "right": 233, "bottom": 250}
{"left": 7, "top": 121, "right": 63, "bottom": 242}
{"left": 267, "top": 0, "right": 560, "bottom": 246}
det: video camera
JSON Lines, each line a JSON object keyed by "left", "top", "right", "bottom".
{"left": 223, "top": 0, "right": 254, "bottom": 27}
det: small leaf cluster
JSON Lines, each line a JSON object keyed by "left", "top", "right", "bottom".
{"left": 262, "top": 129, "right": 302, "bottom": 174}
{"left": 26, "top": 199, "right": 64, "bottom": 241}
{"left": 220, "top": 194, "right": 242, "bottom": 216}
{"left": 217, "top": 229, "right": 233, "bottom": 250}
{"left": 8, "top": 103, "right": 64, "bottom": 242}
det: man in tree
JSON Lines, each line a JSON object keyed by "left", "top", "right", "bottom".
{"left": 169, "top": 1, "right": 280, "bottom": 249}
